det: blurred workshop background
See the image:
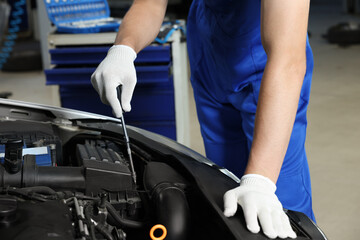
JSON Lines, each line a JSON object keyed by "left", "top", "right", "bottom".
{"left": 0, "top": 0, "right": 360, "bottom": 239}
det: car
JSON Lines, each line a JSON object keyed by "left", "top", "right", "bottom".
{"left": 0, "top": 98, "right": 327, "bottom": 240}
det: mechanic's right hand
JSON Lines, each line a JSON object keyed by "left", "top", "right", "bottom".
{"left": 91, "top": 45, "right": 137, "bottom": 118}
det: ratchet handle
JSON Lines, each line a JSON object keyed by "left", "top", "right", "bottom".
{"left": 116, "top": 86, "right": 124, "bottom": 113}
{"left": 117, "top": 85, "right": 129, "bottom": 142}
{"left": 116, "top": 86, "right": 136, "bottom": 184}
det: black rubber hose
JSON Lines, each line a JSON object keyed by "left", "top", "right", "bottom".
{"left": 89, "top": 224, "right": 97, "bottom": 240}
{"left": 143, "top": 162, "right": 190, "bottom": 240}
{"left": 18, "top": 186, "right": 57, "bottom": 195}
{"left": 28, "top": 166, "right": 85, "bottom": 190}
{"left": 84, "top": 203, "right": 98, "bottom": 240}
{"left": 0, "top": 155, "right": 86, "bottom": 191}
{"left": 151, "top": 182, "right": 190, "bottom": 240}
{"left": 95, "top": 224, "right": 114, "bottom": 240}
{"left": 105, "top": 202, "right": 144, "bottom": 229}
{"left": 5, "top": 187, "right": 47, "bottom": 202}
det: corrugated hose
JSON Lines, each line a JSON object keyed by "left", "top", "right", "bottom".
{"left": 0, "top": 0, "right": 26, "bottom": 70}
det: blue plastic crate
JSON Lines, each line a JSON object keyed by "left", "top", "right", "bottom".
{"left": 57, "top": 86, "right": 176, "bottom": 139}
{"left": 43, "top": 0, "right": 120, "bottom": 33}
{"left": 59, "top": 86, "right": 113, "bottom": 115}
{"left": 45, "top": 64, "right": 172, "bottom": 86}
{"left": 59, "top": 83, "right": 175, "bottom": 122}
{"left": 49, "top": 45, "right": 171, "bottom": 65}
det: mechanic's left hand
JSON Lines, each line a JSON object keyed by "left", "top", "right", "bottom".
{"left": 223, "top": 174, "right": 297, "bottom": 239}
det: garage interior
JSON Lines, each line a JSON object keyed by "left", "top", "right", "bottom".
{"left": 0, "top": 1, "right": 359, "bottom": 239}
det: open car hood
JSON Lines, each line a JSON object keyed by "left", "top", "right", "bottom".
{"left": 0, "top": 99, "right": 327, "bottom": 240}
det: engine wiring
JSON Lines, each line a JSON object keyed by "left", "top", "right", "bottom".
{"left": 0, "top": 186, "right": 142, "bottom": 240}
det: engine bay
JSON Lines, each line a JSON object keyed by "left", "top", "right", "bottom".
{"left": 0, "top": 120, "right": 191, "bottom": 240}
{"left": 0, "top": 102, "right": 328, "bottom": 240}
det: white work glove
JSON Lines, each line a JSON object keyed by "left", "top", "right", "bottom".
{"left": 223, "top": 174, "right": 297, "bottom": 239}
{"left": 91, "top": 45, "right": 137, "bottom": 118}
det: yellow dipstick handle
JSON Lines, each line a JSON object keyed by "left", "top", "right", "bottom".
{"left": 150, "top": 224, "right": 167, "bottom": 240}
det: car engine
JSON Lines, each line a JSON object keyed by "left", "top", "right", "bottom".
{"left": 0, "top": 120, "right": 190, "bottom": 240}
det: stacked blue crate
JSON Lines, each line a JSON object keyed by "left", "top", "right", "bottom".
{"left": 45, "top": 45, "right": 177, "bottom": 140}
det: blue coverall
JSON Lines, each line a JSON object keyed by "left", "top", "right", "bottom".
{"left": 187, "top": 0, "right": 315, "bottom": 221}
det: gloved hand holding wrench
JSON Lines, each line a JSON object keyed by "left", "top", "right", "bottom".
{"left": 91, "top": 44, "right": 137, "bottom": 185}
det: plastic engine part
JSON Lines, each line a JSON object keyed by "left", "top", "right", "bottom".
{"left": 0, "top": 197, "right": 74, "bottom": 240}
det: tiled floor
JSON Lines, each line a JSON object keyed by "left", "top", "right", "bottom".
{"left": 306, "top": 5, "right": 360, "bottom": 240}
{"left": 0, "top": 71, "right": 60, "bottom": 107}
{"left": 1, "top": 4, "right": 359, "bottom": 240}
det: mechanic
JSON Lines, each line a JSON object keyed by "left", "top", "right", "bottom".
{"left": 91, "top": 0, "right": 314, "bottom": 239}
